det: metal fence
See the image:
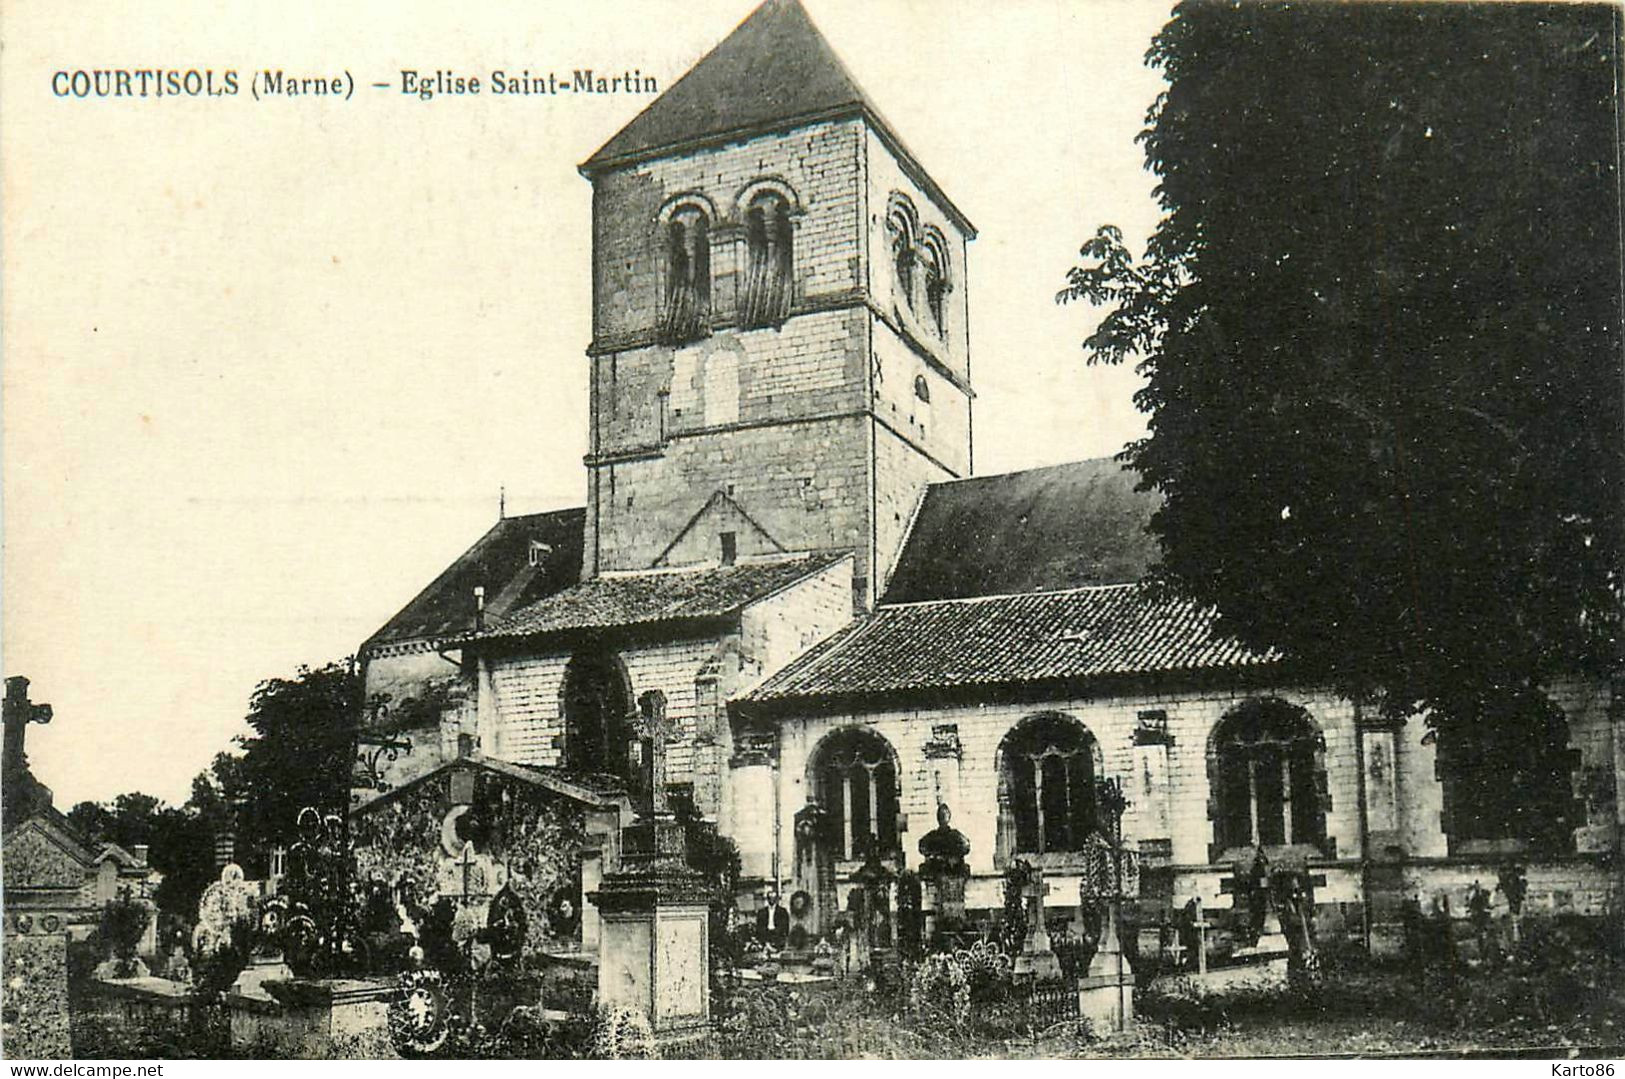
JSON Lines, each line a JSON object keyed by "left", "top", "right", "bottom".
{"left": 967, "top": 976, "right": 1080, "bottom": 1036}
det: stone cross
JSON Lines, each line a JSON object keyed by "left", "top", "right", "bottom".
{"left": 2, "top": 676, "right": 52, "bottom": 775}
{"left": 636, "top": 692, "right": 675, "bottom": 818}
{"left": 1194, "top": 897, "right": 1209, "bottom": 975}
{"left": 456, "top": 841, "right": 483, "bottom": 904}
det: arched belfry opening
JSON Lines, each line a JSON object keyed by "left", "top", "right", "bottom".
{"left": 561, "top": 648, "right": 636, "bottom": 785}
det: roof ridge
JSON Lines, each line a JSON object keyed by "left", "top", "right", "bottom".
{"left": 926, "top": 455, "right": 1132, "bottom": 489}
{"left": 877, "top": 581, "right": 1142, "bottom": 610}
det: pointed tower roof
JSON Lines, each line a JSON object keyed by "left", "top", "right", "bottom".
{"left": 581, "top": 0, "right": 974, "bottom": 236}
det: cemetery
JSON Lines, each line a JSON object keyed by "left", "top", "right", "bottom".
{"left": 5, "top": 0, "right": 1623, "bottom": 1061}
{"left": 10, "top": 705, "right": 1621, "bottom": 1059}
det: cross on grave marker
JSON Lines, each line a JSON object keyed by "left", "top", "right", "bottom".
{"left": 1194, "top": 898, "right": 1209, "bottom": 975}
{"left": 1165, "top": 926, "right": 1187, "bottom": 969}
{"left": 1024, "top": 868, "right": 1053, "bottom": 946}
{"left": 636, "top": 692, "right": 676, "bottom": 818}
{"left": 3, "top": 676, "right": 52, "bottom": 771}
{"left": 455, "top": 841, "right": 485, "bottom": 905}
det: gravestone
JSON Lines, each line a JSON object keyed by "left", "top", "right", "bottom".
{"left": 592, "top": 693, "right": 710, "bottom": 1041}
{"left": 1077, "top": 831, "right": 1138, "bottom": 1033}
{"left": 917, "top": 803, "right": 970, "bottom": 932}
{"left": 1012, "top": 867, "right": 1061, "bottom": 981}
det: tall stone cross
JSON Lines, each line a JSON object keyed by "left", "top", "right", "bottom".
{"left": 2, "top": 676, "right": 52, "bottom": 813}
{"left": 636, "top": 692, "right": 675, "bottom": 818}
{"left": 3, "top": 676, "right": 52, "bottom": 772}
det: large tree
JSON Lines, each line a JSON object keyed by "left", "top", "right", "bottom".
{"left": 231, "top": 661, "right": 361, "bottom": 852}
{"left": 1061, "top": 4, "right": 1621, "bottom": 799}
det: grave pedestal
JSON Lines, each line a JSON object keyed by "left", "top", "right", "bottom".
{"left": 228, "top": 977, "right": 396, "bottom": 1057}
{"left": 232, "top": 953, "right": 295, "bottom": 1001}
{"left": 592, "top": 817, "right": 711, "bottom": 1042}
{"left": 1079, "top": 900, "right": 1134, "bottom": 1033}
{"left": 1233, "top": 905, "right": 1289, "bottom": 961}
{"left": 1078, "top": 968, "right": 1136, "bottom": 1033}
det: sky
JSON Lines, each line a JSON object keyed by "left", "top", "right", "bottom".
{"left": 2, "top": 0, "right": 1171, "bottom": 808}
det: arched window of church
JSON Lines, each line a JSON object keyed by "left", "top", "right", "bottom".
{"left": 741, "top": 191, "right": 793, "bottom": 328}
{"left": 1000, "top": 713, "right": 1099, "bottom": 854}
{"left": 886, "top": 194, "right": 918, "bottom": 312}
{"left": 920, "top": 228, "right": 950, "bottom": 335}
{"left": 661, "top": 205, "right": 710, "bottom": 344}
{"left": 812, "top": 728, "right": 900, "bottom": 859}
{"left": 561, "top": 649, "right": 636, "bottom": 784}
{"left": 1434, "top": 689, "right": 1578, "bottom": 854}
{"left": 913, "top": 375, "right": 931, "bottom": 404}
{"left": 1210, "top": 699, "right": 1325, "bottom": 853}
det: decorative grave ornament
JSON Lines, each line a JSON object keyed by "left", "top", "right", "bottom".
{"left": 388, "top": 968, "right": 452, "bottom": 1057}
{"left": 484, "top": 883, "right": 527, "bottom": 963}
{"left": 192, "top": 862, "right": 258, "bottom": 959}
{"left": 284, "top": 806, "right": 370, "bottom": 977}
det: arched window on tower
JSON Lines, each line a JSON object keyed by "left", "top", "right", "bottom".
{"left": 741, "top": 191, "right": 793, "bottom": 328}
{"left": 661, "top": 205, "right": 711, "bottom": 344}
{"left": 812, "top": 728, "right": 900, "bottom": 860}
{"left": 886, "top": 195, "right": 918, "bottom": 312}
{"left": 1210, "top": 699, "right": 1326, "bottom": 855}
{"left": 1000, "top": 714, "right": 1100, "bottom": 855}
{"left": 920, "top": 228, "right": 950, "bottom": 336}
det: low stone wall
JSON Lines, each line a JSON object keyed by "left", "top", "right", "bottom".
{"left": 77, "top": 977, "right": 224, "bottom": 1058}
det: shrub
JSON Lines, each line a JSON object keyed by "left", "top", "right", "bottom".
{"left": 100, "top": 890, "right": 152, "bottom": 976}
{"left": 910, "top": 953, "right": 970, "bottom": 1028}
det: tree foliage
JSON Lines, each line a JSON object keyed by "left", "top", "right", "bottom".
{"left": 1061, "top": 3, "right": 1622, "bottom": 745}
{"left": 69, "top": 663, "right": 361, "bottom": 918}
{"left": 232, "top": 661, "right": 360, "bottom": 851}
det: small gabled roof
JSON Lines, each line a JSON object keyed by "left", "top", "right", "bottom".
{"left": 581, "top": 0, "right": 974, "bottom": 237}
{"left": 462, "top": 552, "right": 850, "bottom": 645}
{"left": 362, "top": 508, "right": 585, "bottom": 652}
{"left": 352, "top": 755, "right": 632, "bottom": 816}
{"left": 95, "top": 842, "right": 139, "bottom": 867}
{"left": 882, "top": 457, "right": 1162, "bottom": 604}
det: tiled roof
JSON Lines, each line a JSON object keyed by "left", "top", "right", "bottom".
{"left": 745, "top": 583, "right": 1276, "bottom": 705}
{"left": 465, "top": 552, "right": 847, "bottom": 643}
{"left": 362, "top": 508, "right": 585, "bottom": 650}
{"left": 883, "top": 457, "right": 1161, "bottom": 604}
{"left": 580, "top": 0, "right": 973, "bottom": 234}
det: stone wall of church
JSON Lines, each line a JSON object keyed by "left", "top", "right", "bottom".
{"left": 863, "top": 127, "right": 971, "bottom": 384}
{"left": 766, "top": 676, "right": 1619, "bottom": 923}
{"left": 872, "top": 420, "right": 957, "bottom": 595}
{"left": 590, "top": 120, "right": 866, "bottom": 349}
{"left": 589, "top": 409, "right": 872, "bottom": 583}
{"left": 483, "top": 638, "right": 716, "bottom": 775}
{"left": 1393, "top": 677, "right": 1619, "bottom": 918}
{"left": 478, "top": 562, "right": 853, "bottom": 827}
{"left": 737, "top": 556, "right": 855, "bottom": 689}
{"left": 773, "top": 683, "right": 1362, "bottom": 917}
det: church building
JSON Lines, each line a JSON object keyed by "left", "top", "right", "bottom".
{"left": 357, "top": 0, "right": 1622, "bottom": 961}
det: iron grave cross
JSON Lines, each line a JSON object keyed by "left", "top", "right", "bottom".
{"left": 636, "top": 691, "right": 676, "bottom": 818}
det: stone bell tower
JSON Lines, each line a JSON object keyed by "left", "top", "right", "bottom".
{"left": 578, "top": 0, "right": 976, "bottom": 609}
